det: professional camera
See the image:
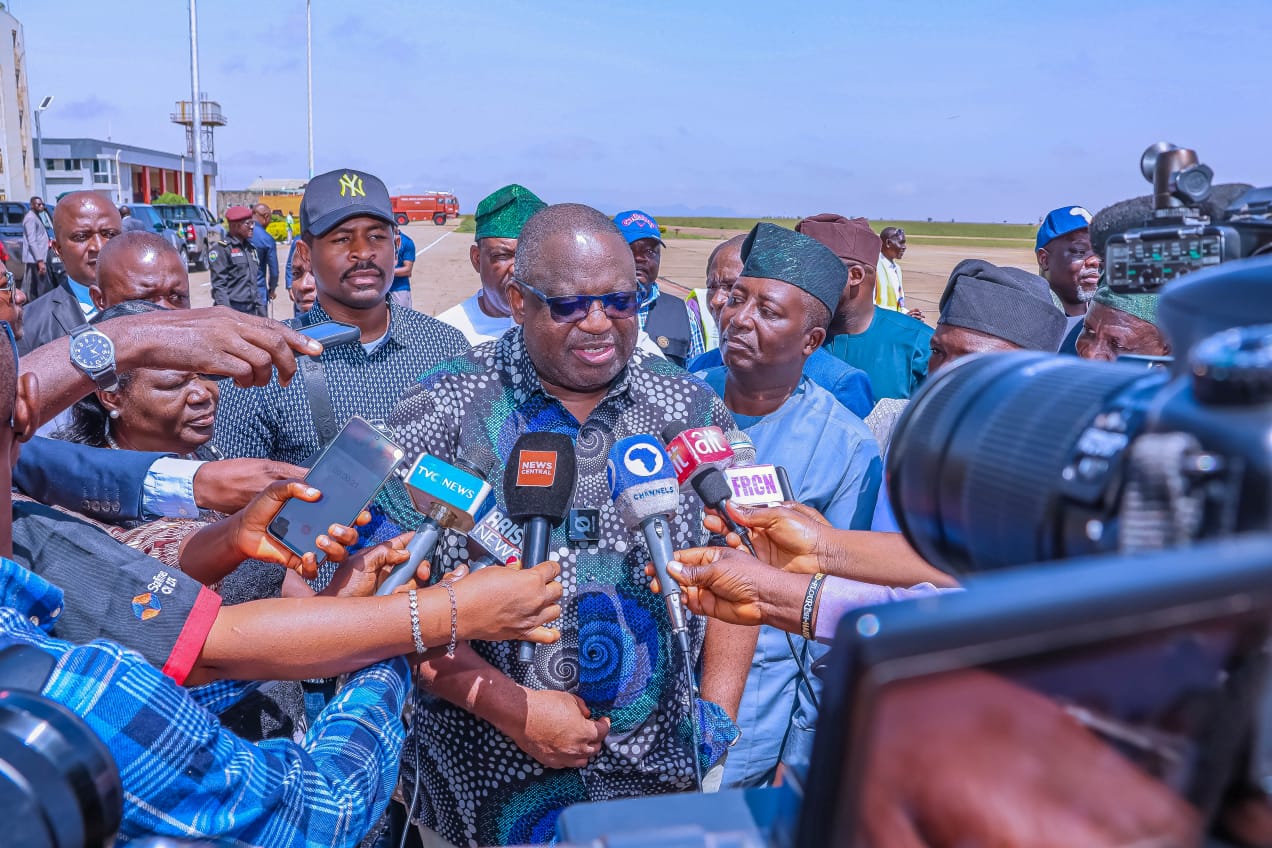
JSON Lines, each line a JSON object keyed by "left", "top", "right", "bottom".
{"left": 1105, "top": 143, "right": 1272, "bottom": 293}
{"left": 890, "top": 241, "right": 1272, "bottom": 578}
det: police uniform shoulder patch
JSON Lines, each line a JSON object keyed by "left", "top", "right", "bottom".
{"left": 207, "top": 249, "right": 218, "bottom": 263}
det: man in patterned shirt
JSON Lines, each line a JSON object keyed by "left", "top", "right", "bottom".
{"left": 214, "top": 168, "right": 469, "bottom": 472}
{"left": 386, "top": 203, "right": 748, "bottom": 847}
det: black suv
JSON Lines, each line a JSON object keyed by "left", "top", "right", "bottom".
{"left": 155, "top": 204, "right": 225, "bottom": 270}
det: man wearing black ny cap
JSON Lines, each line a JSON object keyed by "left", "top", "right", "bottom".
{"left": 214, "top": 168, "right": 469, "bottom": 587}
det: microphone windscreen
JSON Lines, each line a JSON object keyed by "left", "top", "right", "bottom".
{"left": 726, "top": 429, "right": 757, "bottom": 466}
{"left": 1090, "top": 195, "right": 1153, "bottom": 258}
{"left": 503, "top": 431, "right": 577, "bottom": 523}
{"left": 692, "top": 467, "right": 734, "bottom": 507}
{"left": 661, "top": 422, "right": 689, "bottom": 445}
{"left": 606, "top": 436, "right": 679, "bottom": 529}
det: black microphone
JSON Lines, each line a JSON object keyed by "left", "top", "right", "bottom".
{"left": 503, "top": 431, "right": 577, "bottom": 663}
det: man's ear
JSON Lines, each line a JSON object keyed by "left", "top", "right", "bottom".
{"left": 89, "top": 285, "right": 106, "bottom": 312}
{"left": 804, "top": 326, "right": 826, "bottom": 355}
{"left": 847, "top": 264, "right": 866, "bottom": 290}
{"left": 469, "top": 243, "right": 481, "bottom": 274}
{"left": 1036, "top": 247, "right": 1050, "bottom": 275}
{"left": 51, "top": 239, "right": 63, "bottom": 260}
{"left": 507, "top": 280, "right": 526, "bottom": 326}
{"left": 14, "top": 372, "right": 39, "bottom": 443}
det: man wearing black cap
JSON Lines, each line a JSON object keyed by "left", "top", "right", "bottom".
{"left": 214, "top": 168, "right": 470, "bottom": 587}
{"left": 801, "top": 214, "right": 933, "bottom": 401}
{"left": 696, "top": 221, "right": 882, "bottom": 788}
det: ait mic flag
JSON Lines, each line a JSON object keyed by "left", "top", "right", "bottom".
{"left": 607, "top": 435, "right": 680, "bottom": 530}
{"left": 664, "top": 426, "right": 733, "bottom": 485}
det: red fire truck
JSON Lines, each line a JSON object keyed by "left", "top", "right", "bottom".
{"left": 390, "top": 192, "right": 460, "bottom": 226}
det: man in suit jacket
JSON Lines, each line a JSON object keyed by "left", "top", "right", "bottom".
{"left": 18, "top": 192, "right": 121, "bottom": 355}
{"left": 21, "top": 197, "right": 52, "bottom": 300}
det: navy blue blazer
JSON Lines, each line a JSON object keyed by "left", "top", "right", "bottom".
{"left": 14, "top": 437, "right": 165, "bottom": 523}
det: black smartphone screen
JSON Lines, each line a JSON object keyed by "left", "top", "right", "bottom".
{"left": 268, "top": 417, "right": 405, "bottom": 559}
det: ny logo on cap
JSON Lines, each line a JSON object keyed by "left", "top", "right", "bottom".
{"left": 339, "top": 173, "right": 366, "bottom": 198}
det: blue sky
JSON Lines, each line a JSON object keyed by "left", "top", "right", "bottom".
{"left": 15, "top": 0, "right": 1268, "bottom": 221}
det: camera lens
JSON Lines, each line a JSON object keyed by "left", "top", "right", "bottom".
{"left": 889, "top": 353, "right": 1161, "bottom": 574}
{"left": 0, "top": 691, "right": 121, "bottom": 848}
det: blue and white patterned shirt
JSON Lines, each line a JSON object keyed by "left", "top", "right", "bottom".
{"left": 214, "top": 300, "right": 470, "bottom": 467}
{"left": 0, "top": 556, "right": 409, "bottom": 847}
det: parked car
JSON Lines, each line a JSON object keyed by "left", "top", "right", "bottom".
{"left": 0, "top": 200, "right": 62, "bottom": 287}
{"left": 391, "top": 192, "right": 459, "bottom": 226}
{"left": 155, "top": 203, "right": 225, "bottom": 270}
{"left": 126, "top": 204, "right": 191, "bottom": 268}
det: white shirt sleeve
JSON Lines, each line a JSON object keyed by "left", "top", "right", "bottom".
{"left": 142, "top": 457, "right": 205, "bottom": 519}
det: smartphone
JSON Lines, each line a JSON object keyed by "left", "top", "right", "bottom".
{"left": 299, "top": 320, "right": 360, "bottom": 350}
{"left": 267, "top": 416, "right": 405, "bottom": 559}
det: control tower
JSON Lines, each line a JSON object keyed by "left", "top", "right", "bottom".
{"left": 170, "top": 93, "right": 226, "bottom": 159}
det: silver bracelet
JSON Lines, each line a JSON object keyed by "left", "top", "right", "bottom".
{"left": 407, "top": 589, "right": 426, "bottom": 654}
{"left": 440, "top": 579, "right": 458, "bottom": 658}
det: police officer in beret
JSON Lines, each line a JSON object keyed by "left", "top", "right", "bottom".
{"left": 210, "top": 206, "right": 263, "bottom": 316}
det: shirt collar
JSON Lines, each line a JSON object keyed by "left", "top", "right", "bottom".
{"left": 65, "top": 277, "right": 97, "bottom": 317}
{"left": 0, "top": 556, "right": 63, "bottom": 632}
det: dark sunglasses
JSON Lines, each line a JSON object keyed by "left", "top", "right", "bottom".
{"left": 515, "top": 278, "right": 642, "bottom": 324}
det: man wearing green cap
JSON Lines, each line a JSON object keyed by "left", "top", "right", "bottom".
{"left": 1075, "top": 285, "right": 1169, "bottom": 362}
{"left": 437, "top": 184, "right": 545, "bottom": 345}
{"left": 695, "top": 222, "right": 882, "bottom": 789}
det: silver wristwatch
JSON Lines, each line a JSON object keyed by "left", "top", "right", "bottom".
{"left": 68, "top": 324, "right": 119, "bottom": 392}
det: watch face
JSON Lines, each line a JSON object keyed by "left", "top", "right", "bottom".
{"left": 71, "top": 331, "right": 114, "bottom": 371}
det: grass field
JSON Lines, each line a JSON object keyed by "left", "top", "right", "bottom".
{"left": 454, "top": 214, "right": 1036, "bottom": 248}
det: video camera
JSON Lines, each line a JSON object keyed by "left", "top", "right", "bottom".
{"left": 1105, "top": 143, "right": 1272, "bottom": 293}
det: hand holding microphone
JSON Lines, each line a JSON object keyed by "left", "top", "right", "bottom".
{"left": 375, "top": 453, "right": 495, "bottom": 596}
{"left": 503, "top": 432, "right": 578, "bottom": 663}
{"left": 606, "top": 435, "right": 692, "bottom": 655}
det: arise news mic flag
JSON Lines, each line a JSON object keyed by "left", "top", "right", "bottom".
{"left": 606, "top": 435, "right": 692, "bottom": 654}
{"left": 467, "top": 507, "right": 524, "bottom": 568}
{"left": 377, "top": 453, "right": 495, "bottom": 595}
{"left": 503, "top": 431, "right": 577, "bottom": 662}
{"left": 662, "top": 423, "right": 755, "bottom": 555}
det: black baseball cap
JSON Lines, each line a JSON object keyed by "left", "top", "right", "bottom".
{"left": 300, "top": 168, "right": 394, "bottom": 236}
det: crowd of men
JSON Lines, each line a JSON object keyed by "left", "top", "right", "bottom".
{"left": 0, "top": 168, "right": 1182, "bottom": 848}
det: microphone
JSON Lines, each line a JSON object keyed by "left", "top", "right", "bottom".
{"left": 376, "top": 453, "right": 494, "bottom": 596}
{"left": 725, "top": 428, "right": 757, "bottom": 466}
{"left": 606, "top": 435, "right": 691, "bottom": 655}
{"left": 503, "top": 432, "right": 577, "bottom": 662}
{"left": 466, "top": 506, "right": 524, "bottom": 568}
{"left": 662, "top": 423, "right": 755, "bottom": 556}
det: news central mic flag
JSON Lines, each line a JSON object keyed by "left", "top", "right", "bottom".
{"left": 503, "top": 432, "right": 577, "bottom": 525}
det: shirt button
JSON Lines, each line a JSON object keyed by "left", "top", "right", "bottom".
{"left": 90, "top": 500, "right": 101, "bottom": 512}
{"left": 29, "top": 615, "right": 39, "bottom": 626}
{"left": 49, "top": 606, "right": 61, "bottom": 619}
{"left": 178, "top": 507, "right": 191, "bottom": 517}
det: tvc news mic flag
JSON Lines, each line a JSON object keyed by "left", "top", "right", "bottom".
{"left": 377, "top": 453, "right": 495, "bottom": 595}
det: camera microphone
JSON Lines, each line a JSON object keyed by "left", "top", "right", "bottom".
{"left": 376, "top": 453, "right": 494, "bottom": 596}
{"left": 662, "top": 423, "right": 755, "bottom": 556}
{"left": 606, "top": 435, "right": 691, "bottom": 655}
{"left": 503, "top": 432, "right": 577, "bottom": 663}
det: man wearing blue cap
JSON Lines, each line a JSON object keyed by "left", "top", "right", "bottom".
{"left": 613, "top": 209, "right": 703, "bottom": 367}
{"left": 1036, "top": 205, "right": 1102, "bottom": 351}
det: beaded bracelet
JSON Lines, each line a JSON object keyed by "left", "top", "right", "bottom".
{"left": 801, "top": 573, "right": 826, "bottom": 641}
{"left": 440, "top": 579, "right": 459, "bottom": 658}
{"left": 407, "top": 589, "right": 426, "bottom": 655}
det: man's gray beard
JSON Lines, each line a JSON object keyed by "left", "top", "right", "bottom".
{"left": 1076, "top": 285, "right": 1098, "bottom": 303}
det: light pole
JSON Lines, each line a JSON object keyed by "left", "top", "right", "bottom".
{"left": 188, "top": 0, "right": 205, "bottom": 208}
{"left": 33, "top": 95, "right": 53, "bottom": 201}
{"left": 306, "top": 0, "right": 314, "bottom": 179}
